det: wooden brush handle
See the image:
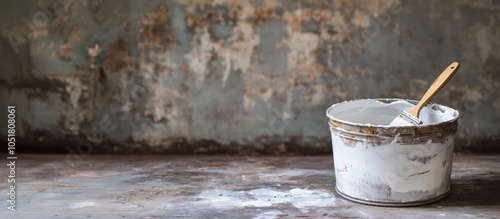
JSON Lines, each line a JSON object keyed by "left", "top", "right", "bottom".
{"left": 408, "top": 62, "right": 460, "bottom": 118}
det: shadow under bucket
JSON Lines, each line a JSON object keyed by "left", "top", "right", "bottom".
{"left": 326, "top": 98, "right": 460, "bottom": 206}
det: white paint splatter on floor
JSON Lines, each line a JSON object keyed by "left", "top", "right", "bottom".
{"left": 259, "top": 169, "right": 333, "bottom": 177}
{"left": 198, "top": 188, "right": 336, "bottom": 213}
{"left": 70, "top": 201, "right": 96, "bottom": 209}
{"left": 253, "top": 210, "right": 285, "bottom": 219}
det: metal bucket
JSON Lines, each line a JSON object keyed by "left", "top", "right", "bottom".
{"left": 326, "top": 98, "right": 459, "bottom": 206}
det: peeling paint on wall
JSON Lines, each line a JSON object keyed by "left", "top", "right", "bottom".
{"left": 0, "top": 0, "right": 499, "bottom": 154}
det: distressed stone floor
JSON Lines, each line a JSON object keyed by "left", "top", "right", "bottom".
{"left": 1, "top": 154, "right": 499, "bottom": 218}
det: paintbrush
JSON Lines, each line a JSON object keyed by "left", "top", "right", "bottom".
{"left": 389, "top": 62, "right": 460, "bottom": 126}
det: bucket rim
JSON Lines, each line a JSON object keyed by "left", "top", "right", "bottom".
{"left": 326, "top": 98, "right": 460, "bottom": 129}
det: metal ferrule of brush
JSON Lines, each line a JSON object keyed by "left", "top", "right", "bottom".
{"left": 400, "top": 110, "right": 423, "bottom": 125}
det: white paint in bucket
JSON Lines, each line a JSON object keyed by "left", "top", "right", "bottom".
{"left": 326, "top": 99, "right": 459, "bottom": 206}
{"left": 329, "top": 99, "right": 455, "bottom": 126}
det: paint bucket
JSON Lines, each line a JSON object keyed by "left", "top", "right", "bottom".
{"left": 326, "top": 99, "right": 459, "bottom": 206}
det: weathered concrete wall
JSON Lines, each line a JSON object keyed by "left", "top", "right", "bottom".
{"left": 0, "top": 0, "right": 499, "bottom": 154}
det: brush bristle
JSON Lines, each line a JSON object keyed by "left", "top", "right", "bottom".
{"left": 389, "top": 110, "right": 422, "bottom": 126}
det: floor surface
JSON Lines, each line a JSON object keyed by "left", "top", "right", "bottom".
{"left": 1, "top": 154, "right": 499, "bottom": 218}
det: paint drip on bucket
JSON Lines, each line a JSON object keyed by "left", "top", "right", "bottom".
{"left": 326, "top": 98, "right": 459, "bottom": 206}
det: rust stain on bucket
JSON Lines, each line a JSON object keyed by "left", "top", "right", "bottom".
{"left": 408, "top": 170, "right": 431, "bottom": 177}
{"left": 326, "top": 98, "right": 459, "bottom": 206}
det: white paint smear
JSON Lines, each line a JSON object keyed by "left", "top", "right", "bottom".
{"left": 253, "top": 210, "right": 285, "bottom": 219}
{"left": 198, "top": 188, "right": 336, "bottom": 213}
{"left": 70, "top": 201, "right": 96, "bottom": 209}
